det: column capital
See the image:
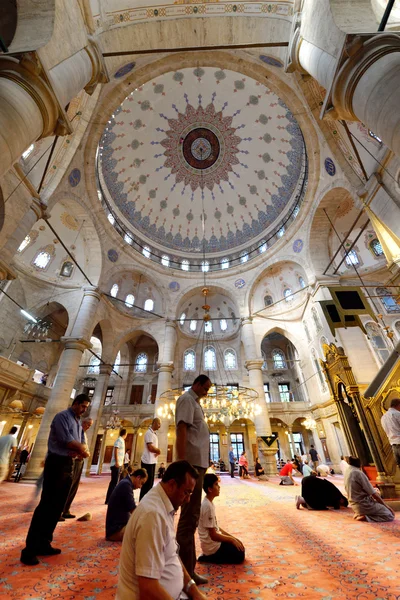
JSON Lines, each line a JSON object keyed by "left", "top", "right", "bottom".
{"left": 157, "top": 362, "right": 174, "bottom": 373}
{"left": 0, "top": 258, "right": 17, "bottom": 281}
{"left": 30, "top": 198, "right": 48, "bottom": 220}
{"left": 83, "top": 38, "right": 110, "bottom": 96}
{"left": 60, "top": 337, "right": 92, "bottom": 352}
{"left": 241, "top": 317, "right": 253, "bottom": 326}
{"left": 165, "top": 319, "right": 177, "bottom": 329}
{"left": 332, "top": 33, "right": 400, "bottom": 122}
{"left": 83, "top": 285, "right": 101, "bottom": 299}
{"left": 245, "top": 358, "right": 264, "bottom": 371}
{"left": 99, "top": 363, "right": 113, "bottom": 376}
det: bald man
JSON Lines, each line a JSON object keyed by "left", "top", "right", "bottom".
{"left": 139, "top": 417, "right": 161, "bottom": 500}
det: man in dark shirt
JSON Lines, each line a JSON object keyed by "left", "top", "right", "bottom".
{"left": 106, "top": 468, "right": 148, "bottom": 541}
{"left": 20, "top": 394, "right": 91, "bottom": 566}
{"left": 309, "top": 445, "right": 321, "bottom": 469}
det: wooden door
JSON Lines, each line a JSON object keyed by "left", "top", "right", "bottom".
{"left": 125, "top": 433, "right": 133, "bottom": 454}
{"left": 130, "top": 385, "right": 144, "bottom": 404}
{"left": 167, "top": 444, "right": 173, "bottom": 463}
{"left": 92, "top": 434, "right": 103, "bottom": 465}
{"left": 150, "top": 384, "right": 158, "bottom": 404}
{"left": 104, "top": 445, "right": 114, "bottom": 464}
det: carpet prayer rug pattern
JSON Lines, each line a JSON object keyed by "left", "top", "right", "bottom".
{"left": 1, "top": 475, "right": 399, "bottom": 599}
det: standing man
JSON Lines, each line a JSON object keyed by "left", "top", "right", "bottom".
{"left": 117, "top": 460, "right": 208, "bottom": 600}
{"left": 228, "top": 446, "right": 236, "bottom": 478}
{"left": 0, "top": 426, "right": 17, "bottom": 483}
{"left": 60, "top": 417, "right": 93, "bottom": 520}
{"left": 175, "top": 374, "right": 211, "bottom": 586}
{"left": 105, "top": 427, "right": 127, "bottom": 504}
{"left": 381, "top": 398, "right": 400, "bottom": 467}
{"left": 139, "top": 417, "right": 161, "bottom": 501}
{"left": 309, "top": 444, "right": 320, "bottom": 469}
{"left": 20, "top": 394, "right": 91, "bottom": 566}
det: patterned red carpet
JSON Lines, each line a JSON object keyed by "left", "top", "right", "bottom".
{"left": 1, "top": 475, "right": 400, "bottom": 599}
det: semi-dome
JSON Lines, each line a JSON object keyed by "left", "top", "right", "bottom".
{"left": 97, "top": 66, "right": 307, "bottom": 270}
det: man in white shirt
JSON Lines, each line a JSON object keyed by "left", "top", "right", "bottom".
{"left": 105, "top": 427, "right": 127, "bottom": 504}
{"left": 176, "top": 374, "right": 211, "bottom": 585}
{"left": 0, "top": 426, "right": 17, "bottom": 483}
{"left": 140, "top": 417, "right": 161, "bottom": 501}
{"left": 381, "top": 398, "right": 400, "bottom": 467}
{"left": 117, "top": 460, "right": 208, "bottom": 600}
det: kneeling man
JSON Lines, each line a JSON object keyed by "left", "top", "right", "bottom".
{"left": 106, "top": 468, "right": 147, "bottom": 541}
{"left": 117, "top": 460, "right": 208, "bottom": 600}
{"left": 198, "top": 473, "right": 245, "bottom": 564}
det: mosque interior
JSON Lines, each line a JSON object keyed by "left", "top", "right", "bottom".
{"left": 1, "top": 0, "right": 400, "bottom": 596}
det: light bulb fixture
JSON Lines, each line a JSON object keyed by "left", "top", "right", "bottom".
{"left": 301, "top": 417, "right": 317, "bottom": 430}
{"left": 21, "top": 310, "right": 37, "bottom": 323}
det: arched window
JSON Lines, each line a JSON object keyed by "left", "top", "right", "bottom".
{"left": 293, "top": 206, "right": 300, "bottom": 218}
{"left": 320, "top": 336, "right": 329, "bottom": 352}
{"left": 259, "top": 241, "right": 267, "bottom": 253}
{"left": 107, "top": 213, "right": 115, "bottom": 225}
{"left": 220, "top": 319, "right": 227, "bottom": 332}
{"left": 376, "top": 287, "right": 400, "bottom": 314}
{"left": 224, "top": 349, "right": 237, "bottom": 370}
{"left": 125, "top": 294, "right": 134, "bottom": 307}
{"left": 311, "top": 348, "right": 327, "bottom": 393}
{"left": 144, "top": 298, "right": 154, "bottom": 312}
{"left": 370, "top": 239, "right": 384, "bottom": 257}
{"left": 303, "top": 320, "right": 311, "bottom": 343}
{"left": 264, "top": 294, "right": 273, "bottom": 307}
{"left": 240, "top": 252, "right": 248, "bottom": 264}
{"left": 110, "top": 283, "right": 119, "bottom": 298}
{"left": 142, "top": 246, "right": 151, "bottom": 258}
{"left": 201, "top": 261, "right": 209, "bottom": 272}
{"left": 395, "top": 321, "right": 400, "bottom": 340}
{"left": 180, "top": 312, "right": 186, "bottom": 326}
{"left": 161, "top": 255, "right": 170, "bottom": 267}
{"left": 272, "top": 349, "right": 286, "bottom": 370}
{"left": 298, "top": 276, "right": 306, "bottom": 289}
{"left": 181, "top": 260, "right": 189, "bottom": 271}
{"left": 33, "top": 250, "right": 52, "bottom": 270}
{"left": 88, "top": 355, "right": 100, "bottom": 374}
{"left": 204, "top": 321, "right": 212, "bottom": 333}
{"left": 345, "top": 249, "right": 359, "bottom": 266}
{"left": 60, "top": 260, "right": 74, "bottom": 278}
{"left": 22, "top": 144, "right": 34, "bottom": 160}
{"left": 124, "top": 233, "right": 132, "bottom": 244}
{"left": 311, "top": 306, "right": 322, "bottom": 332}
{"left": 204, "top": 346, "right": 216, "bottom": 370}
{"left": 262, "top": 350, "right": 268, "bottom": 370}
{"left": 283, "top": 288, "right": 293, "bottom": 302}
{"left": 113, "top": 351, "right": 121, "bottom": 373}
{"left": 221, "top": 258, "right": 229, "bottom": 270}
{"left": 135, "top": 352, "right": 148, "bottom": 372}
{"left": 18, "top": 235, "right": 31, "bottom": 253}
{"left": 277, "top": 226, "right": 285, "bottom": 238}
{"left": 190, "top": 319, "right": 197, "bottom": 332}
{"left": 365, "top": 322, "right": 391, "bottom": 365}
{"left": 184, "top": 349, "right": 196, "bottom": 371}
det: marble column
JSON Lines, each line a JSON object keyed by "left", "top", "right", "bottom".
{"left": 155, "top": 321, "right": 177, "bottom": 464}
{"left": 241, "top": 318, "right": 276, "bottom": 475}
{"left": 85, "top": 363, "right": 113, "bottom": 476}
{"left": 26, "top": 287, "right": 101, "bottom": 478}
{"left": 289, "top": 30, "right": 400, "bottom": 157}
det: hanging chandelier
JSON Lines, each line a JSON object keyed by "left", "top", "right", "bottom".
{"left": 157, "top": 384, "right": 261, "bottom": 424}
{"left": 301, "top": 417, "right": 317, "bottom": 430}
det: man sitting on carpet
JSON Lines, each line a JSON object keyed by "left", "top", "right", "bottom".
{"left": 117, "top": 460, "right": 208, "bottom": 600}
{"left": 279, "top": 460, "right": 298, "bottom": 486}
{"left": 106, "top": 468, "right": 148, "bottom": 541}
{"left": 198, "top": 473, "right": 245, "bottom": 565}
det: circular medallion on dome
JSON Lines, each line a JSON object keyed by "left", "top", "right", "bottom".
{"left": 97, "top": 67, "right": 307, "bottom": 259}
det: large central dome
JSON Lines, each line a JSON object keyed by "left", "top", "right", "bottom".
{"left": 97, "top": 67, "right": 307, "bottom": 263}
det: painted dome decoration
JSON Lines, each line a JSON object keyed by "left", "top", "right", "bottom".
{"left": 97, "top": 67, "right": 307, "bottom": 269}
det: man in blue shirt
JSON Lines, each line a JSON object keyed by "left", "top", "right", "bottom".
{"left": 20, "top": 394, "right": 91, "bottom": 566}
{"left": 106, "top": 467, "right": 148, "bottom": 541}
{"left": 228, "top": 446, "right": 236, "bottom": 478}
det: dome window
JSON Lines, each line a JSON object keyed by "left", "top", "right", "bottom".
{"left": 107, "top": 213, "right": 115, "bottom": 225}
{"left": 190, "top": 320, "right": 197, "bottom": 332}
{"left": 204, "top": 321, "right": 212, "bottom": 333}
{"left": 181, "top": 260, "right": 189, "bottom": 271}
{"left": 220, "top": 319, "right": 227, "bottom": 331}
{"left": 125, "top": 294, "right": 135, "bottom": 307}
{"left": 180, "top": 312, "right": 186, "bottom": 326}
{"left": 201, "top": 261, "right": 209, "bottom": 273}
{"left": 110, "top": 284, "right": 119, "bottom": 298}
{"left": 370, "top": 239, "right": 384, "bottom": 257}
{"left": 221, "top": 258, "right": 229, "bottom": 270}
{"left": 344, "top": 250, "right": 359, "bottom": 266}
{"left": 142, "top": 246, "right": 151, "bottom": 259}
{"left": 144, "top": 298, "right": 154, "bottom": 312}
{"left": 161, "top": 255, "right": 170, "bottom": 267}
{"left": 283, "top": 288, "right": 293, "bottom": 302}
